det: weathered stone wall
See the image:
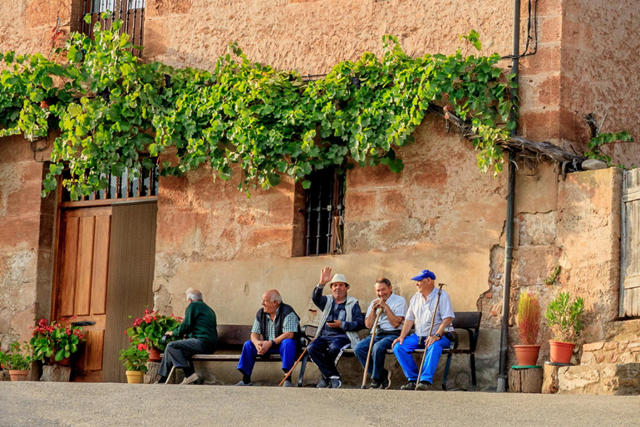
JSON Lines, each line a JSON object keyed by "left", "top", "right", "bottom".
{"left": 0, "top": 135, "right": 55, "bottom": 354}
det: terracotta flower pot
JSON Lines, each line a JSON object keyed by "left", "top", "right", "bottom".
{"left": 50, "top": 354, "right": 71, "bottom": 366}
{"left": 514, "top": 344, "right": 541, "bottom": 366}
{"left": 126, "top": 370, "right": 144, "bottom": 384}
{"left": 9, "top": 370, "right": 29, "bottom": 381}
{"left": 147, "top": 347, "right": 161, "bottom": 362}
{"left": 549, "top": 340, "right": 575, "bottom": 364}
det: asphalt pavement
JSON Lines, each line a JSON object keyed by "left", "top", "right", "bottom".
{"left": 1, "top": 382, "right": 638, "bottom": 427}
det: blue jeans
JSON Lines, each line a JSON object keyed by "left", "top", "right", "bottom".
{"left": 307, "top": 335, "right": 351, "bottom": 379}
{"left": 392, "top": 333, "right": 451, "bottom": 383}
{"left": 237, "top": 339, "right": 298, "bottom": 377}
{"left": 354, "top": 334, "right": 397, "bottom": 380}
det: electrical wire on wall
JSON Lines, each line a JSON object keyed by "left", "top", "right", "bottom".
{"left": 503, "top": 0, "right": 539, "bottom": 60}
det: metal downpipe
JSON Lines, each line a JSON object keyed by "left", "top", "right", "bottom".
{"left": 497, "top": 0, "right": 521, "bottom": 393}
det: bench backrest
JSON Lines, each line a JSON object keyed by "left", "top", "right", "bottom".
{"left": 217, "top": 324, "right": 252, "bottom": 349}
{"left": 452, "top": 311, "right": 482, "bottom": 330}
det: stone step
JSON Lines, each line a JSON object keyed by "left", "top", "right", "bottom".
{"left": 581, "top": 340, "right": 640, "bottom": 365}
{"left": 557, "top": 363, "right": 640, "bottom": 395}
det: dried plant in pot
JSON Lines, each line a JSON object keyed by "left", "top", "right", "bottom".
{"left": 514, "top": 291, "right": 541, "bottom": 366}
{"left": 545, "top": 292, "right": 585, "bottom": 364}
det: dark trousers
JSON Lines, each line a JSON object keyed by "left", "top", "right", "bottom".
{"left": 307, "top": 335, "right": 351, "bottom": 379}
{"left": 158, "top": 338, "right": 211, "bottom": 377}
{"left": 236, "top": 339, "right": 298, "bottom": 377}
{"left": 354, "top": 333, "right": 398, "bottom": 380}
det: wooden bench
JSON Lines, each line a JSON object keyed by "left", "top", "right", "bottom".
{"left": 298, "top": 311, "right": 482, "bottom": 390}
{"left": 167, "top": 312, "right": 481, "bottom": 389}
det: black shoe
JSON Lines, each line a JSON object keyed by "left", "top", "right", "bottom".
{"left": 381, "top": 370, "right": 391, "bottom": 390}
{"left": 369, "top": 379, "right": 383, "bottom": 389}
{"left": 416, "top": 381, "right": 432, "bottom": 391}
{"left": 316, "top": 378, "right": 330, "bottom": 388}
{"left": 400, "top": 381, "right": 416, "bottom": 390}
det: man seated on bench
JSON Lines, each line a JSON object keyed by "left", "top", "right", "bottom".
{"left": 392, "top": 269, "right": 454, "bottom": 391}
{"left": 157, "top": 289, "right": 218, "bottom": 385}
{"left": 308, "top": 267, "right": 365, "bottom": 389}
{"left": 235, "top": 290, "right": 300, "bottom": 387}
{"left": 355, "top": 277, "right": 407, "bottom": 389}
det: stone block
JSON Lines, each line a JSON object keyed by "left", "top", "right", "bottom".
{"left": 558, "top": 363, "right": 640, "bottom": 395}
{"left": 347, "top": 164, "right": 401, "bottom": 189}
{"left": 542, "top": 364, "right": 560, "bottom": 394}
{"left": 40, "top": 365, "right": 71, "bottom": 382}
{"left": 145, "top": 362, "right": 161, "bottom": 384}
{"left": 518, "top": 212, "right": 557, "bottom": 246}
{"left": 583, "top": 341, "right": 605, "bottom": 352}
{"left": 515, "top": 163, "right": 558, "bottom": 214}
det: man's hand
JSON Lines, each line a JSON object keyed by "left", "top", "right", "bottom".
{"left": 165, "top": 331, "right": 173, "bottom": 337}
{"left": 256, "top": 340, "right": 273, "bottom": 355}
{"left": 319, "top": 267, "right": 332, "bottom": 285}
{"left": 425, "top": 335, "right": 440, "bottom": 348}
{"left": 326, "top": 320, "right": 342, "bottom": 329}
{"left": 392, "top": 336, "right": 404, "bottom": 348}
{"left": 373, "top": 299, "right": 387, "bottom": 312}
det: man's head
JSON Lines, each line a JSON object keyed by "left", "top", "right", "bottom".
{"left": 186, "top": 289, "right": 203, "bottom": 304}
{"left": 261, "top": 290, "right": 282, "bottom": 315}
{"left": 329, "top": 274, "right": 349, "bottom": 303}
{"left": 375, "top": 277, "right": 393, "bottom": 301}
{"left": 411, "top": 269, "right": 436, "bottom": 294}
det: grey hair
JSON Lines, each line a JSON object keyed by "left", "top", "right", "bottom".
{"left": 187, "top": 289, "right": 203, "bottom": 302}
{"left": 268, "top": 290, "right": 282, "bottom": 304}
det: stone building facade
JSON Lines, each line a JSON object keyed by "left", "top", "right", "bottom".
{"left": 0, "top": 0, "right": 639, "bottom": 389}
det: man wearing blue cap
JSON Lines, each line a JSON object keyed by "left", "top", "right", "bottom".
{"left": 392, "top": 269, "right": 455, "bottom": 390}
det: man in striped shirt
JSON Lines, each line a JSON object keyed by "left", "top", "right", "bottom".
{"left": 236, "top": 290, "right": 300, "bottom": 387}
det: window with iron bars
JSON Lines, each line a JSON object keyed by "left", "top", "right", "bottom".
{"left": 60, "top": 162, "right": 159, "bottom": 203}
{"left": 303, "top": 167, "right": 346, "bottom": 256}
{"left": 81, "top": 0, "right": 145, "bottom": 57}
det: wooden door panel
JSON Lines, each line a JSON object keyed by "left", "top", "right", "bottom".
{"left": 59, "top": 216, "right": 79, "bottom": 317}
{"left": 621, "top": 169, "right": 640, "bottom": 317}
{"left": 90, "top": 215, "right": 111, "bottom": 315}
{"left": 75, "top": 216, "right": 96, "bottom": 316}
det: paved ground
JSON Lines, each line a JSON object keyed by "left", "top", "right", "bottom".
{"left": 1, "top": 382, "right": 638, "bottom": 427}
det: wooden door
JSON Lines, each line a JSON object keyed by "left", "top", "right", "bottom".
{"left": 54, "top": 207, "right": 112, "bottom": 382}
{"left": 621, "top": 169, "right": 640, "bottom": 317}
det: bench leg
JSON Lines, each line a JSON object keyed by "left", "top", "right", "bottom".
{"left": 442, "top": 353, "right": 453, "bottom": 391}
{"left": 297, "top": 353, "right": 308, "bottom": 387}
{"left": 166, "top": 366, "right": 176, "bottom": 385}
{"left": 470, "top": 354, "right": 477, "bottom": 391}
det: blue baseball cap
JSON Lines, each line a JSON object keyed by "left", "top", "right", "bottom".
{"left": 411, "top": 269, "right": 436, "bottom": 281}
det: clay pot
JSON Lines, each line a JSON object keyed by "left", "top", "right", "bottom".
{"left": 50, "top": 354, "right": 71, "bottom": 366}
{"left": 9, "top": 370, "right": 29, "bottom": 381}
{"left": 147, "top": 347, "right": 161, "bottom": 362}
{"left": 514, "top": 344, "right": 541, "bottom": 366}
{"left": 126, "top": 370, "right": 144, "bottom": 384}
{"left": 549, "top": 340, "right": 575, "bottom": 364}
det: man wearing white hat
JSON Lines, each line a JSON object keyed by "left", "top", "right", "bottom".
{"left": 307, "top": 266, "right": 365, "bottom": 388}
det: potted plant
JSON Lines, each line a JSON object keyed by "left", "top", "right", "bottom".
{"left": 545, "top": 292, "right": 585, "bottom": 364}
{"left": 119, "top": 343, "right": 149, "bottom": 384}
{"left": 514, "top": 291, "right": 541, "bottom": 366}
{"left": 126, "top": 309, "right": 182, "bottom": 362}
{"left": 0, "top": 341, "right": 33, "bottom": 381}
{"left": 30, "top": 318, "right": 85, "bottom": 365}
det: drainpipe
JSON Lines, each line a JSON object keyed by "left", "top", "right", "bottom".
{"left": 497, "top": 0, "right": 520, "bottom": 393}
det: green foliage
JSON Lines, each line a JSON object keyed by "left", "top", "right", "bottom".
{"left": 543, "top": 265, "right": 562, "bottom": 286}
{"left": 585, "top": 131, "right": 634, "bottom": 166}
{"left": 29, "top": 318, "right": 85, "bottom": 363}
{"left": 545, "top": 292, "right": 585, "bottom": 344}
{"left": 0, "top": 341, "right": 33, "bottom": 371}
{"left": 119, "top": 343, "right": 149, "bottom": 372}
{"left": 517, "top": 291, "right": 540, "bottom": 345}
{"left": 0, "top": 24, "right": 514, "bottom": 199}
{"left": 126, "top": 309, "right": 182, "bottom": 351}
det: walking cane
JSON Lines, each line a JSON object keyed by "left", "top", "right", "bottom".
{"left": 361, "top": 308, "right": 383, "bottom": 389}
{"left": 415, "top": 283, "right": 444, "bottom": 390}
{"left": 279, "top": 342, "right": 312, "bottom": 387}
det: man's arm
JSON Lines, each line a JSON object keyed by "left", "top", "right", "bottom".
{"left": 342, "top": 302, "right": 365, "bottom": 331}
{"left": 378, "top": 298, "right": 405, "bottom": 329}
{"left": 364, "top": 301, "right": 377, "bottom": 329}
{"left": 171, "top": 304, "right": 194, "bottom": 338}
{"left": 312, "top": 266, "right": 333, "bottom": 310}
{"left": 258, "top": 312, "right": 298, "bottom": 354}
{"left": 425, "top": 317, "right": 453, "bottom": 348}
{"left": 392, "top": 319, "right": 414, "bottom": 348}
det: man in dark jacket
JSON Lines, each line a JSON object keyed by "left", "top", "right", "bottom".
{"left": 236, "top": 290, "right": 300, "bottom": 387}
{"left": 157, "top": 289, "right": 217, "bottom": 385}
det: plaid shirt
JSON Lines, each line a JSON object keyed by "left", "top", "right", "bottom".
{"left": 251, "top": 307, "right": 299, "bottom": 341}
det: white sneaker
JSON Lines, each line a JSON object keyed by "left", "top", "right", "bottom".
{"left": 180, "top": 373, "right": 199, "bottom": 385}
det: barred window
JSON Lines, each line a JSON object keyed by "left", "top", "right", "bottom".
{"left": 303, "top": 168, "right": 345, "bottom": 256}
{"left": 82, "top": 0, "right": 145, "bottom": 56}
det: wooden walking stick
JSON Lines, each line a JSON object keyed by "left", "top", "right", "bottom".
{"left": 415, "top": 283, "right": 445, "bottom": 390}
{"left": 361, "top": 308, "right": 383, "bottom": 389}
{"left": 279, "top": 343, "right": 311, "bottom": 387}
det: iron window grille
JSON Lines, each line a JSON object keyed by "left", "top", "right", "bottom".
{"left": 81, "top": 0, "right": 145, "bottom": 57}
{"left": 304, "top": 167, "right": 345, "bottom": 256}
{"left": 61, "top": 162, "right": 159, "bottom": 203}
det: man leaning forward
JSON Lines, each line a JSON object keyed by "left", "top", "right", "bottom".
{"left": 392, "top": 269, "right": 455, "bottom": 390}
